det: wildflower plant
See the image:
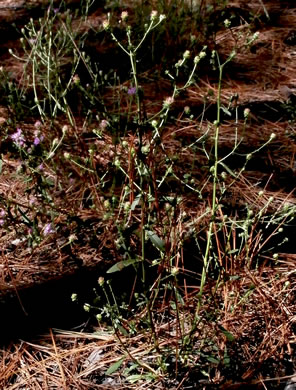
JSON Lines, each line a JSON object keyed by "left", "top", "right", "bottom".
{"left": 0, "top": 1, "right": 295, "bottom": 388}
{"left": 8, "top": 0, "right": 99, "bottom": 125}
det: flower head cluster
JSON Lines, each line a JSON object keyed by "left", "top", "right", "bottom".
{"left": 43, "top": 223, "right": 55, "bottom": 235}
{"left": 224, "top": 19, "right": 231, "bottom": 28}
{"left": 34, "top": 120, "right": 42, "bottom": 129}
{"left": 33, "top": 129, "right": 44, "bottom": 146}
{"left": 11, "top": 128, "right": 26, "bottom": 148}
{"left": 150, "top": 10, "right": 165, "bottom": 22}
{"left": 194, "top": 48, "right": 207, "bottom": 64}
{"left": 99, "top": 119, "right": 109, "bottom": 130}
{"left": 102, "top": 19, "right": 110, "bottom": 30}
{"left": 11, "top": 125, "right": 45, "bottom": 150}
{"left": 183, "top": 50, "right": 190, "bottom": 59}
{"left": 244, "top": 108, "right": 250, "bottom": 118}
{"left": 0, "top": 209, "right": 5, "bottom": 226}
{"left": 150, "top": 10, "right": 158, "bottom": 21}
{"left": 72, "top": 74, "right": 80, "bottom": 85}
{"left": 121, "top": 11, "right": 128, "bottom": 22}
{"left": 163, "top": 96, "right": 174, "bottom": 108}
{"left": 128, "top": 86, "right": 137, "bottom": 95}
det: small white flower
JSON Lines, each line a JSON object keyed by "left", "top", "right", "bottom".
{"left": 43, "top": 223, "right": 55, "bottom": 235}
{"left": 102, "top": 19, "right": 110, "bottom": 30}
{"left": 114, "top": 158, "right": 121, "bottom": 167}
{"left": 244, "top": 108, "right": 250, "bottom": 118}
{"left": 71, "top": 293, "right": 77, "bottom": 302}
{"left": 150, "top": 10, "right": 158, "bottom": 21}
{"left": 224, "top": 19, "right": 231, "bottom": 28}
{"left": 171, "top": 267, "right": 179, "bottom": 276}
{"left": 163, "top": 96, "right": 174, "bottom": 108}
{"left": 99, "top": 119, "right": 109, "bottom": 130}
{"left": 183, "top": 50, "right": 190, "bottom": 59}
{"left": 194, "top": 56, "right": 200, "bottom": 64}
{"left": 184, "top": 106, "right": 190, "bottom": 114}
{"left": 121, "top": 11, "right": 128, "bottom": 21}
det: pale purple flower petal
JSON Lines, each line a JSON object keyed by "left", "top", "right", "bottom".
{"left": 128, "top": 87, "right": 137, "bottom": 95}
{"left": 11, "top": 128, "right": 26, "bottom": 147}
{"left": 44, "top": 223, "right": 55, "bottom": 235}
{"left": 33, "top": 137, "right": 40, "bottom": 146}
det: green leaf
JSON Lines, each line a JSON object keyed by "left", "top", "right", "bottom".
{"left": 107, "top": 258, "right": 138, "bottom": 273}
{"left": 219, "top": 326, "right": 235, "bottom": 341}
{"left": 126, "top": 374, "right": 143, "bottom": 383}
{"left": 105, "top": 356, "right": 125, "bottom": 376}
{"left": 131, "top": 195, "right": 141, "bottom": 211}
{"left": 117, "top": 324, "right": 128, "bottom": 336}
{"left": 127, "top": 374, "right": 154, "bottom": 384}
{"left": 219, "top": 161, "right": 237, "bottom": 178}
{"left": 221, "top": 105, "right": 232, "bottom": 116}
{"left": 223, "top": 356, "right": 231, "bottom": 366}
{"left": 227, "top": 249, "right": 238, "bottom": 255}
{"left": 207, "top": 356, "right": 220, "bottom": 364}
{"left": 229, "top": 275, "right": 240, "bottom": 281}
{"left": 147, "top": 230, "right": 165, "bottom": 252}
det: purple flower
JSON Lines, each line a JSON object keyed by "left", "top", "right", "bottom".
{"left": 33, "top": 132, "right": 44, "bottom": 146}
{"left": 99, "top": 119, "right": 109, "bottom": 130}
{"left": 128, "top": 87, "right": 137, "bottom": 96}
{"left": 43, "top": 223, "right": 55, "bottom": 235}
{"left": 33, "top": 137, "right": 40, "bottom": 146}
{"left": 11, "top": 128, "right": 26, "bottom": 147}
{"left": 0, "top": 219, "right": 4, "bottom": 226}
{"left": 34, "top": 120, "right": 42, "bottom": 129}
